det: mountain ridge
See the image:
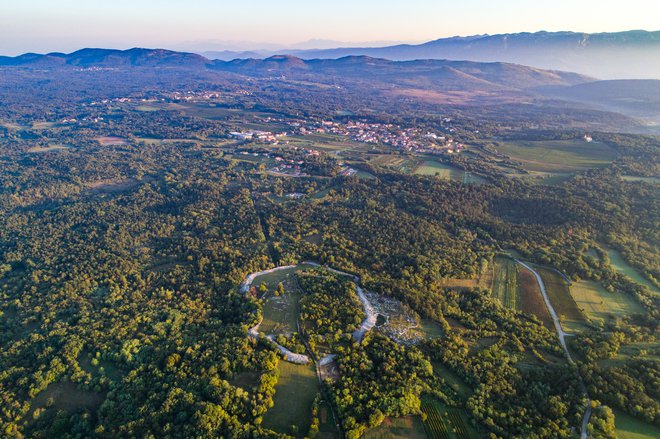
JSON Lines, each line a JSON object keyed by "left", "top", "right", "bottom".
{"left": 205, "top": 30, "right": 660, "bottom": 79}
{"left": 0, "top": 48, "right": 592, "bottom": 89}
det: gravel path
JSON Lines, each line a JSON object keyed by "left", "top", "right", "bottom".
{"left": 515, "top": 260, "right": 591, "bottom": 439}
{"left": 302, "top": 262, "right": 376, "bottom": 342}
{"left": 352, "top": 285, "right": 377, "bottom": 342}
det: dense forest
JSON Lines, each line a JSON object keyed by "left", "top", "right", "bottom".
{"left": 0, "top": 64, "right": 658, "bottom": 438}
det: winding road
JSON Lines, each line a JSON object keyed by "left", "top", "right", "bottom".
{"left": 241, "top": 262, "right": 377, "bottom": 365}
{"left": 515, "top": 260, "right": 591, "bottom": 439}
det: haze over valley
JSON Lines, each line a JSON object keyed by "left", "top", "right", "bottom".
{"left": 0, "top": 2, "right": 658, "bottom": 439}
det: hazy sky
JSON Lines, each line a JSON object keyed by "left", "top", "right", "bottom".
{"left": 2, "top": 0, "right": 659, "bottom": 55}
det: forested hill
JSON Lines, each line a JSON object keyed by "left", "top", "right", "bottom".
{"left": 0, "top": 48, "right": 591, "bottom": 90}
{"left": 267, "top": 30, "right": 660, "bottom": 79}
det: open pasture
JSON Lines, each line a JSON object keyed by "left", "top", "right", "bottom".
{"left": 570, "top": 280, "right": 644, "bottom": 324}
{"left": 262, "top": 361, "right": 319, "bottom": 437}
{"left": 605, "top": 247, "right": 658, "bottom": 293}
{"left": 259, "top": 280, "right": 302, "bottom": 335}
{"left": 615, "top": 410, "right": 660, "bottom": 439}
{"left": 414, "top": 160, "right": 465, "bottom": 181}
{"left": 494, "top": 139, "right": 618, "bottom": 172}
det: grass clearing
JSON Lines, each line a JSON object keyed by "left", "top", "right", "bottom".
{"left": 229, "top": 371, "right": 261, "bottom": 391}
{"left": 432, "top": 362, "right": 472, "bottom": 401}
{"left": 259, "top": 278, "right": 302, "bottom": 335}
{"left": 252, "top": 265, "right": 307, "bottom": 290}
{"left": 79, "top": 353, "right": 123, "bottom": 381}
{"left": 439, "top": 260, "right": 493, "bottom": 290}
{"left": 536, "top": 267, "right": 588, "bottom": 332}
{"left": 414, "top": 160, "right": 464, "bottom": 180}
{"left": 27, "top": 144, "right": 71, "bottom": 153}
{"left": 491, "top": 258, "right": 520, "bottom": 309}
{"left": 571, "top": 280, "right": 644, "bottom": 324}
{"left": 495, "top": 139, "right": 618, "bottom": 172}
{"left": 506, "top": 171, "right": 573, "bottom": 185}
{"left": 605, "top": 247, "right": 658, "bottom": 293}
{"left": 28, "top": 381, "right": 104, "bottom": 421}
{"left": 615, "top": 410, "right": 660, "bottom": 439}
{"left": 364, "top": 416, "right": 427, "bottom": 439}
{"left": 317, "top": 400, "right": 340, "bottom": 438}
{"left": 621, "top": 175, "right": 660, "bottom": 184}
{"left": 87, "top": 178, "right": 141, "bottom": 194}
{"left": 262, "top": 361, "right": 319, "bottom": 437}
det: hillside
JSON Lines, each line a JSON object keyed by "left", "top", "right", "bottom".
{"left": 0, "top": 48, "right": 644, "bottom": 132}
{"left": 0, "top": 48, "right": 210, "bottom": 68}
{"left": 537, "top": 80, "right": 660, "bottom": 121}
{"left": 256, "top": 31, "right": 660, "bottom": 79}
{"left": 213, "top": 55, "right": 592, "bottom": 90}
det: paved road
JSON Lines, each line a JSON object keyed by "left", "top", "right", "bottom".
{"left": 515, "top": 260, "right": 591, "bottom": 439}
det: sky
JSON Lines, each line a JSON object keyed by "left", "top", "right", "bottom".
{"left": 1, "top": 0, "right": 659, "bottom": 55}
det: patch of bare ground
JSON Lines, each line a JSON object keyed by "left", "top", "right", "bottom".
{"left": 96, "top": 136, "right": 127, "bottom": 146}
{"left": 318, "top": 359, "right": 340, "bottom": 383}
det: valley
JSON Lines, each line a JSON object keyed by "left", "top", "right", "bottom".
{"left": 0, "top": 45, "right": 657, "bottom": 439}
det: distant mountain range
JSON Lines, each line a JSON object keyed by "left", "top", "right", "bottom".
{"left": 0, "top": 48, "right": 591, "bottom": 92}
{"left": 203, "top": 30, "right": 660, "bottom": 80}
{"left": 2, "top": 47, "right": 658, "bottom": 127}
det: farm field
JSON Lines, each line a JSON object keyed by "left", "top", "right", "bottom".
{"left": 605, "top": 247, "right": 659, "bottom": 293}
{"left": 368, "top": 154, "right": 416, "bottom": 173}
{"left": 570, "top": 280, "right": 644, "bottom": 324}
{"left": 262, "top": 361, "right": 319, "bottom": 437}
{"left": 535, "top": 267, "right": 588, "bottom": 332}
{"left": 414, "top": 160, "right": 487, "bottom": 184}
{"left": 494, "top": 139, "right": 618, "bottom": 172}
{"left": 518, "top": 265, "right": 554, "bottom": 329}
{"left": 615, "top": 410, "right": 660, "bottom": 439}
{"left": 421, "top": 397, "right": 478, "bottom": 439}
{"left": 414, "top": 160, "right": 464, "bottom": 179}
{"left": 491, "top": 257, "right": 520, "bottom": 309}
{"left": 363, "top": 416, "right": 427, "bottom": 439}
